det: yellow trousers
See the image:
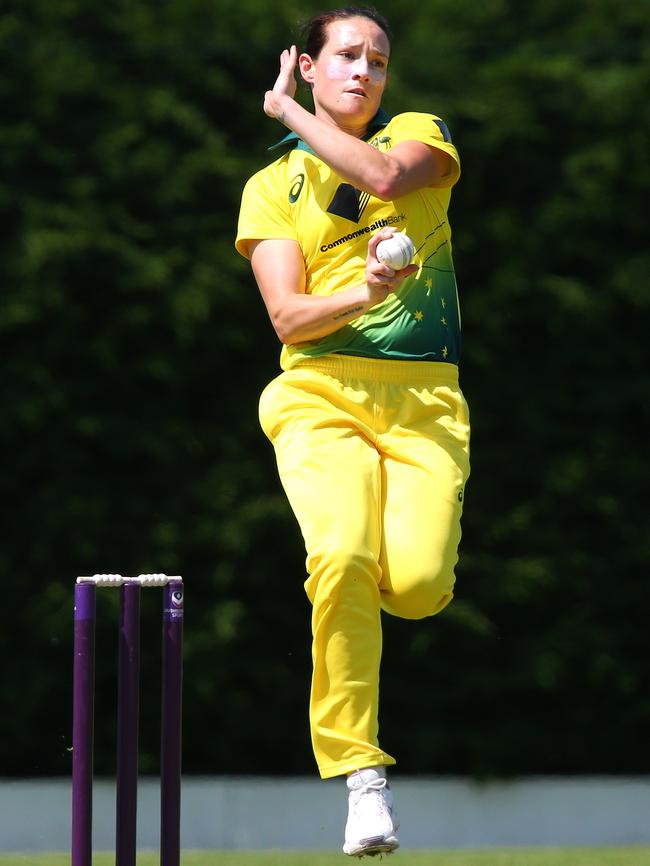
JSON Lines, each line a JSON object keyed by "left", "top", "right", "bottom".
{"left": 259, "top": 355, "right": 470, "bottom": 779}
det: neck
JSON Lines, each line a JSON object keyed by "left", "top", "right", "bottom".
{"left": 313, "top": 105, "right": 369, "bottom": 139}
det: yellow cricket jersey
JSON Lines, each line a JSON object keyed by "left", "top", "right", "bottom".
{"left": 235, "top": 109, "right": 462, "bottom": 371}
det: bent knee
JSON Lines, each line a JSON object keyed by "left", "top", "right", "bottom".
{"left": 304, "top": 546, "right": 381, "bottom": 605}
{"left": 381, "top": 568, "right": 456, "bottom": 620}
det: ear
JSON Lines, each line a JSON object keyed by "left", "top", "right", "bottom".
{"left": 299, "top": 53, "right": 315, "bottom": 85}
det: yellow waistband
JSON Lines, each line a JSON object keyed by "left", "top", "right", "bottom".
{"left": 294, "top": 354, "right": 460, "bottom": 385}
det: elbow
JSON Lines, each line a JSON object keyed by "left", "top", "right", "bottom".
{"left": 372, "top": 183, "right": 395, "bottom": 202}
{"left": 272, "top": 319, "right": 291, "bottom": 344}
{"left": 369, "top": 160, "right": 404, "bottom": 201}
{"left": 274, "top": 319, "right": 313, "bottom": 346}
{"left": 271, "top": 311, "right": 297, "bottom": 345}
{"left": 276, "top": 328, "right": 294, "bottom": 345}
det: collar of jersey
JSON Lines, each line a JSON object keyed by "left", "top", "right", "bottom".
{"left": 268, "top": 108, "right": 391, "bottom": 154}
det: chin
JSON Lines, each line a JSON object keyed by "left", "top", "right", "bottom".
{"left": 336, "top": 100, "right": 377, "bottom": 121}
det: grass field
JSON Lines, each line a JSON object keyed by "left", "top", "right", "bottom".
{"left": 2, "top": 849, "right": 650, "bottom": 866}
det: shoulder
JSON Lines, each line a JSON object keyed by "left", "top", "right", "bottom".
{"left": 384, "top": 111, "right": 455, "bottom": 146}
{"left": 236, "top": 151, "right": 302, "bottom": 257}
{"left": 377, "top": 111, "right": 460, "bottom": 188}
{"left": 242, "top": 152, "right": 292, "bottom": 197}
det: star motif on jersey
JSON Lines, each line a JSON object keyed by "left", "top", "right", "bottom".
{"left": 425, "top": 277, "right": 433, "bottom": 290}
{"left": 441, "top": 316, "right": 447, "bottom": 326}
{"left": 414, "top": 310, "right": 424, "bottom": 322}
{"left": 442, "top": 346, "right": 449, "bottom": 359}
{"left": 441, "top": 298, "right": 447, "bottom": 309}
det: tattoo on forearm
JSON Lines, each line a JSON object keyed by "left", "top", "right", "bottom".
{"left": 278, "top": 111, "right": 286, "bottom": 124}
{"left": 333, "top": 305, "right": 363, "bottom": 321}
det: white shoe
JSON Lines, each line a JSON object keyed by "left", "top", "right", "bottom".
{"left": 342, "top": 767, "right": 400, "bottom": 857}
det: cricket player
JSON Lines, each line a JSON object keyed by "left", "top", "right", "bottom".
{"left": 236, "top": 5, "right": 470, "bottom": 856}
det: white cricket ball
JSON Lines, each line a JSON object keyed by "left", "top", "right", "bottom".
{"left": 376, "top": 232, "right": 415, "bottom": 270}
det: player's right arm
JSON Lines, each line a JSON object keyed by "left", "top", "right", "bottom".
{"left": 248, "top": 230, "right": 415, "bottom": 345}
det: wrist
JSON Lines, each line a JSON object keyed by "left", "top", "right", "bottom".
{"left": 352, "top": 282, "right": 383, "bottom": 310}
{"left": 274, "top": 93, "right": 296, "bottom": 126}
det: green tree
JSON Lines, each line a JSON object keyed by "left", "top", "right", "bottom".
{"left": 1, "top": 0, "right": 648, "bottom": 777}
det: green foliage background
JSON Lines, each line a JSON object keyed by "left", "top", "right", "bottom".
{"left": 1, "top": 0, "right": 648, "bottom": 778}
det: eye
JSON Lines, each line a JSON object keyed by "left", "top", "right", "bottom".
{"left": 339, "top": 50, "right": 355, "bottom": 59}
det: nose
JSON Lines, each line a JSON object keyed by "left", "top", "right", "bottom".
{"left": 351, "top": 58, "right": 370, "bottom": 80}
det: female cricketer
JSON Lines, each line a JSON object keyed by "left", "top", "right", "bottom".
{"left": 235, "top": 5, "right": 470, "bottom": 857}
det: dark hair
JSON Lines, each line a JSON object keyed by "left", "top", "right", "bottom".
{"left": 301, "top": 6, "right": 393, "bottom": 58}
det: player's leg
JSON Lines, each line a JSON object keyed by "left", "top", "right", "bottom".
{"left": 259, "top": 367, "right": 396, "bottom": 779}
{"left": 378, "top": 376, "right": 470, "bottom": 619}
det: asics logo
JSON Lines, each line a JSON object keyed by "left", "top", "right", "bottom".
{"left": 289, "top": 173, "right": 305, "bottom": 203}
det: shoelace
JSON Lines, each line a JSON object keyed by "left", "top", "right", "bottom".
{"left": 349, "top": 777, "right": 391, "bottom": 815}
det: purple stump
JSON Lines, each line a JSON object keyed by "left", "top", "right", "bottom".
{"left": 72, "top": 581, "right": 97, "bottom": 866}
{"left": 160, "top": 579, "right": 184, "bottom": 866}
{"left": 116, "top": 581, "right": 141, "bottom": 866}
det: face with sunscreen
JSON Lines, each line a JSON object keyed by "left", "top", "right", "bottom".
{"left": 299, "top": 17, "right": 390, "bottom": 134}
